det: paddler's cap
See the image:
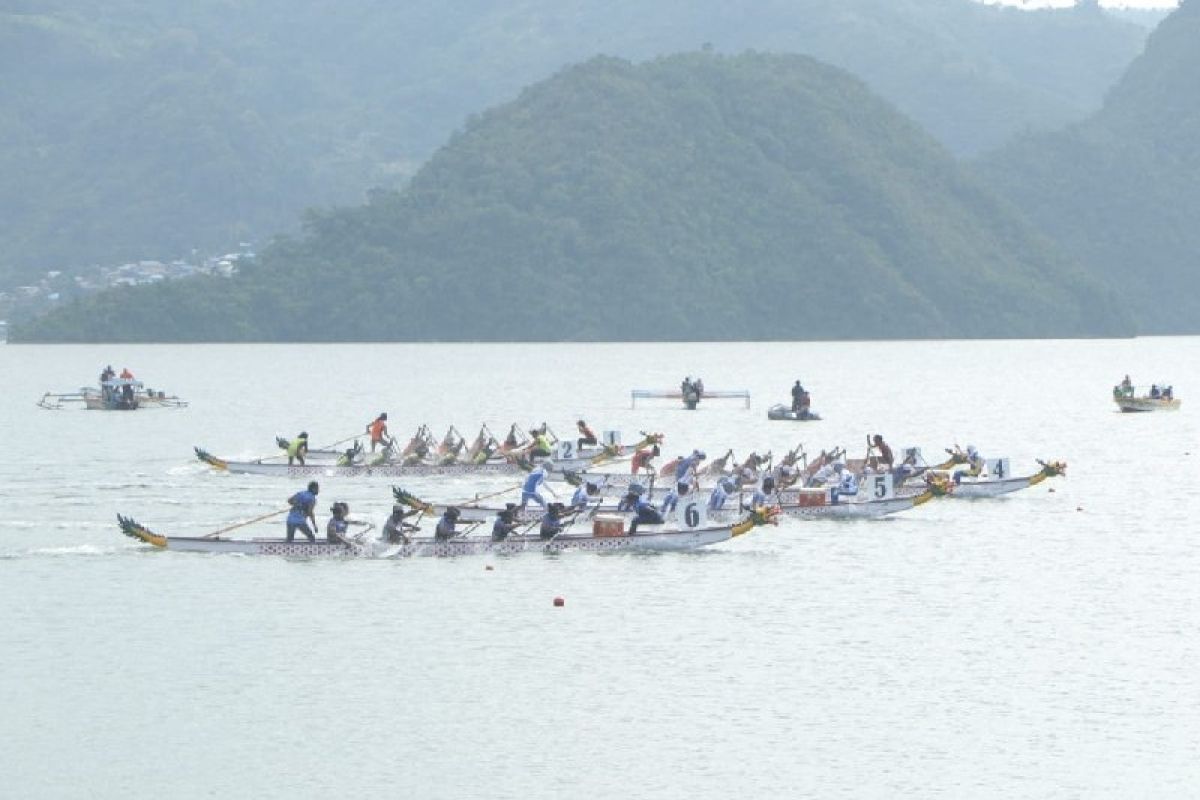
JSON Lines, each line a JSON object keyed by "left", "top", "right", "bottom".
{"left": 379, "top": 412, "right": 388, "bottom": 420}
{"left": 391, "top": 504, "right": 405, "bottom": 515}
{"left": 299, "top": 431, "right": 308, "bottom": 438}
{"left": 720, "top": 478, "right": 735, "bottom": 491}
{"left": 307, "top": 481, "right": 319, "bottom": 492}
{"left": 504, "top": 502, "right": 518, "bottom": 510}
{"left": 695, "top": 450, "right": 706, "bottom": 459}
{"left": 445, "top": 507, "right": 460, "bottom": 519}
{"left": 628, "top": 483, "right": 645, "bottom": 495}
{"left": 585, "top": 481, "right": 599, "bottom": 491}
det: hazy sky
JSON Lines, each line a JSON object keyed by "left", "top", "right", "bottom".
{"left": 987, "top": 0, "right": 1178, "bottom": 7}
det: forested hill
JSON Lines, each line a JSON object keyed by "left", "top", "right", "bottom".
{"left": 0, "top": 1, "right": 1153, "bottom": 289}
{"left": 14, "top": 52, "right": 1131, "bottom": 343}
{"left": 977, "top": 0, "right": 1200, "bottom": 333}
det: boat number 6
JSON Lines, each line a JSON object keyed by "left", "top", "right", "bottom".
{"left": 685, "top": 503, "right": 700, "bottom": 528}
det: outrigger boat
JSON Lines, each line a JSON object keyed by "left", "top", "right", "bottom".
{"left": 116, "top": 506, "right": 777, "bottom": 558}
{"left": 38, "top": 378, "right": 186, "bottom": 410}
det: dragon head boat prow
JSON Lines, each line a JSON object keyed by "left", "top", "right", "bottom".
{"left": 194, "top": 447, "right": 228, "bottom": 470}
{"left": 731, "top": 505, "right": 782, "bottom": 537}
{"left": 392, "top": 485, "right": 434, "bottom": 513}
{"left": 117, "top": 515, "right": 167, "bottom": 549}
{"left": 1031, "top": 459, "right": 1068, "bottom": 485}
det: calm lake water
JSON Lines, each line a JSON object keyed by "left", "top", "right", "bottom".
{"left": 2, "top": 339, "right": 1198, "bottom": 798}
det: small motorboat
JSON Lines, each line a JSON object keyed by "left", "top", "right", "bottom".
{"left": 767, "top": 403, "right": 820, "bottom": 421}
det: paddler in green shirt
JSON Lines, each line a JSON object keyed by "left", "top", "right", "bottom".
{"left": 286, "top": 432, "right": 309, "bottom": 466}
{"left": 530, "top": 429, "right": 553, "bottom": 458}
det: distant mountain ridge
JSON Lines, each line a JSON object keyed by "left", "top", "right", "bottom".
{"left": 0, "top": 0, "right": 1153, "bottom": 290}
{"left": 977, "top": 0, "right": 1200, "bottom": 332}
{"left": 13, "top": 52, "right": 1131, "bottom": 342}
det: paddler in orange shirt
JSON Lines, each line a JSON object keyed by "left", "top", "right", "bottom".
{"left": 366, "top": 412, "right": 391, "bottom": 452}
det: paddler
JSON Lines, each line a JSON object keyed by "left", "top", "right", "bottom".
{"left": 326, "top": 502, "right": 367, "bottom": 543}
{"left": 492, "top": 507, "right": 519, "bottom": 542}
{"left": 872, "top": 434, "right": 894, "bottom": 470}
{"left": 628, "top": 493, "right": 665, "bottom": 534}
{"left": 571, "top": 480, "right": 601, "bottom": 513}
{"left": 631, "top": 444, "right": 660, "bottom": 475}
{"left": 518, "top": 463, "right": 550, "bottom": 509}
{"left": 659, "top": 481, "right": 690, "bottom": 514}
{"left": 750, "top": 476, "right": 776, "bottom": 510}
{"left": 382, "top": 504, "right": 419, "bottom": 544}
{"left": 286, "top": 432, "right": 310, "bottom": 466}
{"left": 835, "top": 466, "right": 859, "bottom": 500}
{"left": 708, "top": 477, "right": 735, "bottom": 511}
{"left": 530, "top": 428, "right": 554, "bottom": 458}
{"left": 539, "top": 503, "right": 569, "bottom": 540}
{"left": 576, "top": 420, "right": 598, "bottom": 449}
{"left": 961, "top": 445, "right": 984, "bottom": 479}
{"left": 435, "top": 507, "right": 461, "bottom": 541}
{"left": 675, "top": 449, "right": 707, "bottom": 484}
{"left": 365, "top": 412, "right": 390, "bottom": 452}
{"left": 285, "top": 481, "right": 319, "bottom": 542}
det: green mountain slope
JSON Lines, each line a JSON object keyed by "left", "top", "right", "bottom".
{"left": 0, "top": 1, "right": 1152, "bottom": 289}
{"left": 977, "top": 0, "right": 1200, "bottom": 332}
{"left": 13, "top": 52, "right": 1131, "bottom": 343}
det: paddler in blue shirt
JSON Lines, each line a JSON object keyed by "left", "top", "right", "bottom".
{"left": 571, "top": 481, "right": 600, "bottom": 512}
{"left": 628, "top": 494, "right": 665, "bottom": 534}
{"left": 285, "top": 481, "right": 319, "bottom": 542}
{"left": 708, "top": 477, "right": 735, "bottom": 511}
{"left": 435, "top": 507, "right": 461, "bottom": 541}
{"left": 659, "top": 481, "right": 690, "bottom": 514}
{"left": 675, "top": 449, "right": 707, "bottom": 484}
{"left": 519, "top": 464, "right": 549, "bottom": 509}
{"left": 749, "top": 476, "right": 776, "bottom": 510}
{"left": 491, "top": 507, "right": 519, "bottom": 542}
{"left": 539, "top": 503, "right": 568, "bottom": 540}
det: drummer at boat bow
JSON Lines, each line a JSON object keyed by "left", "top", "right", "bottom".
{"left": 519, "top": 464, "right": 550, "bottom": 509}
{"left": 286, "top": 481, "right": 320, "bottom": 542}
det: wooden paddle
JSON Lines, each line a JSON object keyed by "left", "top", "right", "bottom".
{"left": 203, "top": 508, "right": 289, "bottom": 539}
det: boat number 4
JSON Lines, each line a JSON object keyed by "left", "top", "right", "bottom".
{"left": 553, "top": 441, "right": 577, "bottom": 461}
{"left": 986, "top": 458, "right": 1010, "bottom": 479}
{"left": 677, "top": 500, "right": 708, "bottom": 529}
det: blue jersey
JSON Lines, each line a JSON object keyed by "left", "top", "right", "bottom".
{"left": 675, "top": 455, "right": 701, "bottom": 481}
{"left": 287, "top": 490, "right": 316, "bottom": 524}
{"left": 522, "top": 468, "right": 546, "bottom": 494}
{"left": 571, "top": 485, "right": 589, "bottom": 510}
{"left": 708, "top": 484, "right": 729, "bottom": 511}
{"left": 660, "top": 489, "right": 679, "bottom": 514}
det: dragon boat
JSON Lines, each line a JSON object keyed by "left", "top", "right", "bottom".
{"left": 194, "top": 447, "right": 524, "bottom": 478}
{"left": 934, "top": 459, "right": 1067, "bottom": 498}
{"left": 116, "top": 508, "right": 775, "bottom": 558}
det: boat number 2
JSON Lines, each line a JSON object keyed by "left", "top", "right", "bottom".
{"left": 554, "top": 441, "right": 576, "bottom": 460}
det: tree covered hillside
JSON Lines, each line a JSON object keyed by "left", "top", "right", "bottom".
{"left": 0, "top": 1, "right": 1153, "bottom": 290}
{"left": 14, "top": 53, "right": 1131, "bottom": 343}
{"left": 977, "top": 0, "right": 1200, "bottom": 333}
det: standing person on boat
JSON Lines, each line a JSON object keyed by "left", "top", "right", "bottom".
{"left": 576, "top": 420, "right": 598, "bottom": 449}
{"left": 571, "top": 481, "right": 601, "bottom": 513}
{"left": 1120, "top": 375, "right": 1133, "bottom": 397}
{"left": 120, "top": 367, "right": 134, "bottom": 380}
{"left": 631, "top": 444, "right": 660, "bottom": 476}
{"left": 790, "top": 380, "right": 807, "bottom": 414}
{"left": 285, "top": 481, "right": 320, "bottom": 542}
{"left": 872, "top": 435, "right": 894, "bottom": 470}
{"left": 675, "top": 449, "right": 707, "bottom": 484}
{"left": 365, "top": 412, "right": 390, "bottom": 453}
{"left": 519, "top": 464, "right": 550, "bottom": 510}
{"left": 492, "top": 508, "right": 519, "bottom": 542}
{"left": 286, "top": 432, "right": 310, "bottom": 466}
{"left": 708, "top": 477, "right": 735, "bottom": 511}
{"left": 435, "top": 507, "right": 461, "bottom": 541}
{"left": 383, "top": 505, "right": 419, "bottom": 544}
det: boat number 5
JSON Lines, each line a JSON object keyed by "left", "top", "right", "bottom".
{"left": 873, "top": 476, "right": 887, "bottom": 498}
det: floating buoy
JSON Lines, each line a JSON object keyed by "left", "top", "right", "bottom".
{"left": 1076, "top": 506, "right": 1083, "bottom": 512}
{"left": 485, "top": 565, "right": 494, "bottom": 571}
{"left": 553, "top": 596, "right": 565, "bottom": 607}
{"left": 1048, "top": 487, "right": 1055, "bottom": 493}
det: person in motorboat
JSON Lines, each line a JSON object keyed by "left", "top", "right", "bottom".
{"left": 631, "top": 444, "right": 659, "bottom": 475}
{"left": 1163, "top": 385, "right": 1174, "bottom": 400}
{"left": 491, "top": 507, "right": 520, "bottom": 542}
{"left": 1120, "top": 375, "right": 1133, "bottom": 397}
{"left": 286, "top": 432, "right": 309, "bottom": 466}
{"left": 628, "top": 493, "right": 665, "bottom": 534}
{"left": 576, "top": 420, "right": 598, "bottom": 449}
{"left": 365, "top": 412, "right": 390, "bottom": 453}
{"left": 571, "top": 481, "right": 601, "bottom": 513}
{"left": 383, "top": 504, "right": 419, "bottom": 544}
{"left": 435, "top": 507, "right": 461, "bottom": 541}
{"left": 872, "top": 434, "right": 894, "bottom": 470}
{"left": 285, "top": 481, "right": 320, "bottom": 542}
{"left": 519, "top": 464, "right": 550, "bottom": 510}
{"left": 675, "top": 449, "right": 707, "bottom": 484}
{"left": 708, "top": 477, "right": 736, "bottom": 511}
{"left": 790, "top": 380, "right": 810, "bottom": 414}
{"left": 1150, "top": 385, "right": 1161, "bottom": 399}
{"left": 120, "top": 367, "right": 134, "bottom": 380}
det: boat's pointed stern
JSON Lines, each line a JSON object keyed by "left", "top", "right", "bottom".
{"left": 194, "top": 446, "right": 228, "bottom": 470}
{"left": 117, "top": 515, "right": 168, "bottom": 549}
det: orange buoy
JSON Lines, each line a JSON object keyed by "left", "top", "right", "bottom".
{"left": 553, "top": 596, "right": 565, "bottom": 607}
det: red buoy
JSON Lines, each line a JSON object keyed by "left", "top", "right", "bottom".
{"left": 553, "top": 596, "right": 565, "bottom": 607}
